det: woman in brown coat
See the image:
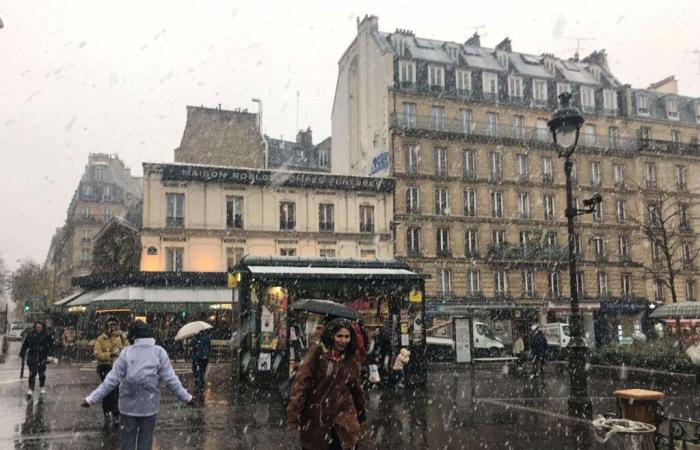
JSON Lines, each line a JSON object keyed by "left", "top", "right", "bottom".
{"left": 287, "top": 318, "right": 367, "bottom": 450}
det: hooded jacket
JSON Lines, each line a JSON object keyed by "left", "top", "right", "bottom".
{"left": 85, "top": 337, "right": 192, "bottom": 416}
{"left": 19, "top": 324, "right": 54, "bottom": 367}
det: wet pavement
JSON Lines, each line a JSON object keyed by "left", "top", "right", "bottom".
{"left": 2, "top": 341, "right": 699, "bottom": 449}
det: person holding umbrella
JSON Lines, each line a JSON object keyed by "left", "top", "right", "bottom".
{"left": 19, "top": 321, "right": 55, "bottom": 398}
{"left": 191, "top": 329, "right": 211, "bottom": 392}
{"left": 81, "top": 320, "right": 194, "bottom": 450}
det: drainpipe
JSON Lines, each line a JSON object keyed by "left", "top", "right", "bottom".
{"left": 252, "top": 98, "right": 268, "bottom": 168}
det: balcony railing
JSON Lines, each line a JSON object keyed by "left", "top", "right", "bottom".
{"left": 542, "top": 173, "right": 554, "bottom": 184}
{"left": 360, "top": 223, "right": 375, "bottom": 233}
{"left": 319, "top": 222, "right": 334, "bottom": 232}
{"left": 487, "top": 243, "right": 569, "bottom": 261}
{"left": 392, "top": 113, "right": 700, "bottom": 154}
{"left": 166, "top": 217, "right": 184, "bottom": 228}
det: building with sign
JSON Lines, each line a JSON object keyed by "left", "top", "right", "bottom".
{"left": 332, "top": 16, "right": 700, "bottom": 346}
{"left": 139, "top": 162, "right": 395, "bottom": 272}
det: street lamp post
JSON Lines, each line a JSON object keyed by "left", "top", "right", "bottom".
{"left": 548, "top": 92, "right": 597, "bottom": 419}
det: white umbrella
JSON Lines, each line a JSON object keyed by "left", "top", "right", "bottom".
{"left": 175, "top": 321, "right": 213, "bottom": 341}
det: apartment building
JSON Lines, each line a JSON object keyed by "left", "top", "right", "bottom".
{"left": 332, "top": 16, "right": 700, "bottom": 344}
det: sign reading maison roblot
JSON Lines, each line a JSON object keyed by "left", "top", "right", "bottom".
{"left": 159, "top": 163, "right": 395, "bottom": 193}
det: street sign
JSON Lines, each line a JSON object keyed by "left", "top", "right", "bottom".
{"left": 454, "top": 317, "right": 473, "bottom": 363}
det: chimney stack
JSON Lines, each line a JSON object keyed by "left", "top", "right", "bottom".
{"left": 495, "top": 37, "right": 512, "bottom": 52}
{"left": 466, "top": 32, "right": 481, "bottom": 47}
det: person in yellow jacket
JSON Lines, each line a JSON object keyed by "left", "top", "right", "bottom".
{"left": 94, "top": 316, "right": 128, "bottom": 427}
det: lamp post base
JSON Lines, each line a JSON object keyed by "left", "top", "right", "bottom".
{"left": 568, "top": 396, "right": 593, "bottom": 419}
{"left": 567, "top": 340, "right": 592, "bottom": 419}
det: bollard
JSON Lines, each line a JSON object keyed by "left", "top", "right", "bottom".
{"left": 613, "top": 389, "right": 664, "bottom": 425}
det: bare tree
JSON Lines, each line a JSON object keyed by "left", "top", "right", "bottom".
{"left": 628, "top": 183, "right": 700, "bottom": 339}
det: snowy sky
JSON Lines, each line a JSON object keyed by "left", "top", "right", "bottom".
{"left": 1, "top": 0, "right": 699, "bottom": 271}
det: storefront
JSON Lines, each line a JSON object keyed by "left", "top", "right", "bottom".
{"left": 595, "top": 297, "right": 651, "bottom": 346}
{"left": 231, "top": 256, "right": 427, "bottom": 386}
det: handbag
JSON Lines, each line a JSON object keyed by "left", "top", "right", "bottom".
{"left": 368, "top": 364, "right": 380, "bottom": 383}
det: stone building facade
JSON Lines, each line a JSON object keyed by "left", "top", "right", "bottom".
{"left": 332, "top": 16, "right": 700, "bottom": 343}
{"left": 139, "top": 162, "right": 394, "bottom": 272}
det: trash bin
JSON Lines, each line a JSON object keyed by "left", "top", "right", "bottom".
{"left": 613, "top": 389, "right": 664, "bottom": 424}
{"left": 592, "top": 416, "right": 656, "bottom": 450}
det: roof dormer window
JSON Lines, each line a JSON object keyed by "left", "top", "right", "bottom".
{"left": 394, "top": 38, "right": 408, "bottom": 57}
{"left": 398, "top": 60, "right": 416, "bottom": 84}
{"left": 544, "top": 60, "right": 556, "bottom": 74}
{"left": 603, "top": 89, "right": 618, "bottom": 115}
{"left": 589, "top": 66, "right": 601, "bottom": 81}
{"left": 497, "top": 53, "right": 508, "bottom": 69}
{"left": 447, "top": 46, "right": 459, "bottom": 61}
{"left": 428, "top": 65, "right": 445, "bottom": 88}
{"left": 636, "top": 94, "right": 649, "bottom": 115}
{"left": 666, "top": 98, "right": 679, "bottom": 120}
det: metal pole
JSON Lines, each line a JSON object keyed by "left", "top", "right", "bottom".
{"left": 564, "top": 156, "right": 592, "bottom": 419}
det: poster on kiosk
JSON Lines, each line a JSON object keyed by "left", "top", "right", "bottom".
{"left": 454, "top": 317, "right": 473, "bottom": 363}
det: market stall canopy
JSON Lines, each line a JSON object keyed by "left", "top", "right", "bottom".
{"left": 650, "top": 303, "right": 700, "bottom": 319}
{"left": 289, "top": 299, "right": 361, "bottom": 320}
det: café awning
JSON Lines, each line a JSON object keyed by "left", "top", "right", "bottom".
{"left": 246, "top": 265, "right": 425, "bottom": 280}
{"left": 650, "top": 302, "right": 700, "bottom": 320}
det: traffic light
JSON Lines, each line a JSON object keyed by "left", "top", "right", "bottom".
{"left": 23, "top": 303, "right": 31, "bottom": 313}
{"left": 180, "top": 310, "right": 187, "bottom": 318}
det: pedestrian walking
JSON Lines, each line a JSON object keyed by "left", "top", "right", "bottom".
{"left": 287, "top": 318, "right": 366, "bottom": 450}
{"left": 529, "top": 324, "right": 548, "bottom": 379}
{"left": 512, "top": 333, "right": 526, "bottom": 374}
{"left": 94, "top": 316, "right": 128, "bottom": 427}
{"left": 81, "top": 320, "right": 194, "bottom": 450}
{"left": 19, "top": 321, "right": 55, "bottom": 398}
{"left": 191, "top": 329, "right": 211, "bottom": 392}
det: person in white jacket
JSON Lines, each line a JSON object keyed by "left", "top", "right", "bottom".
{"left": 81, "top": 320, "right": 193, "bottom": 450}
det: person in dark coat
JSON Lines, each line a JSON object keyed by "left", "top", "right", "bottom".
{"left": 191, "top": 330, "right": 212, "bottom": 391}
{"left": 529, "top": 324, "right": 548, "bottom": 379}
{"left": 19, "top": 321, "right": 54, "bottom": 397}
{"left": 287, "top": 318, "right": 366, "bottom": 450}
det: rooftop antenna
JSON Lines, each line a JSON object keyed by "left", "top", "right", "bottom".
{"left": 467, "top": 25, "right": 486, "bottom": 38}
{"left": 563, "top": 36, "right": 594, "bottom": 61}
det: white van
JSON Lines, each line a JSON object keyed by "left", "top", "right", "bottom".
{"left": 8, "top": 322, "right": 32, "bottom": 341}
{"left": 540, "top": 323, "right": 571, "bottom": 359}
{"left": 426, "top": 321, "right": 504, "bottom": 360}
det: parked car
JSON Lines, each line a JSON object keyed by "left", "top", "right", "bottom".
{"left": 8, "top": 322, "right": 32, "bottom": 341}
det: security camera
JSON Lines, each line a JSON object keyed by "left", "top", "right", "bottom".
{"left": 583, "top": 193, "right": 603, "bottom": 207}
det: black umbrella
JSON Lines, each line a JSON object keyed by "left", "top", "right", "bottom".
{"left": 289, "top": 299, "right": 360, "bottom": 320}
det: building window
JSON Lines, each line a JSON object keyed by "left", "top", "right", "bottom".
{"left": 437, "top": 268, "right": 452, "bottom": 297}
{"left": 613, "top": 163, "right": 624, "bottom": 187}
{"left": 407, "top": 227, "right": 421, "bottom": 256}
{"left": 679, "top": 203, "right": 691, "bottom": 230}
{"left": 319, "top": 203, "right": 334, "bottom": 232}
{"left": 580, "top": 86, "right": 595, "bottom": 112}
{"left": 80, "top": 247, "right": 91, "bottom": 263}
{"left": 463, "top": 149, "right": 475, "bottom": 179}
{"left": 490, "top": 151, "right": 502, "bottom": 180}
{"left": 463, "top": 188, "right": 476, "bottom": 217}
{"left": 576, "top": 272, "right": 585, "bottom": 295}
{"left": 279, "top": 201, "right": 296, "bottom": 230}
{"left": 94, "top": 167, "right": 104, "bottom": 181}
{"left": 493, "top": 230, "right": 506, "bottom": 247}
{"left": 102, "top": 207, "right": 112, "bottom": 221}
{"left": 360, "top": 249, "right": 376, "bottom": 260}
{"left": 280, "top": 248, "right": 297, "bottom": 256}
{"left": 532, "top": 79, "right": 547, "bottom": 105}
{"left": 671, "top": 130, "right": 681, "bottom": 144}
{"left": 654, "top": 279, "right": 664, "bottom": 302}
{"left": 615, "top": 200, "right": 625, "bottom": 223}
{"left": 482, "top": 72, "right": 498, "bottom": 97}
{"left": 686, "top": 280, "right": 696, "bottom": 302}
{"left": 548, "top": 271, "right": 560, "bottom": 297}
{"left": 651, "top": 239, "right": 663, "bottom": 262}
{"left": 406, "top": 144, "right": 420, "bottom": 174}
{"left": 516, "top": 154, "right": 529, "bottom": 181}
{"left": 517, "top": 192, "right": 530, "bottom": 219}
{"left": 428, "top": 64, "right": 445, "bottom": 87}
{"left": 319, "top": 148, "right": 330, "bottom": 168}
{"left": 491, "top": 191, "right": 504, "bottom": 218}
{"left": 545, "top": 232, "right": 557, "bottom": 247}
{"left": 82, "top": 183, "right": 92, "bottom": 198}
{"left": 608, "top": 127, "right": 619, "bottom": 149}
{"left": 639, "top": 126, "right": 651, "bottom": 144}
{"left": 395, "top": 38, "right": 407, "bottom": 56}
{"left": 556, "top": 83, "right": 571, "bottom": 97}
{"left": 456, "top": 69, "right": 472, "bottom": 93}
{"left": 536, "top": 118, "right": 549, "bottom": 141}
{"left": 637, "top": 94, "right": 649, "bottom": 115}
{"left": 359, "top": 205, "right": 375, "bottom": 233}
{"left": 597, "top": 272, "right": 608, "bottom": 296}
{"left": 468, "top": 270, "right": 481, "bottom": 295}
{"left": 676, "top": 165, "right": 687, "bottom": 190}
{"left": 486, "top": 112, "right": 498, "bottom": 137}
{"left": 319, "top": 248, "right": 336, "bottom": 258}
{"left": 603, "top": 89, "right": 618, "bottom": 114}
{"left": 519, "top": 230, "right": 532, "bottom": 249}
{"left": 226, "top": 196, "right": 244, "bottom": 229}
{"left": 226, "top": 247, "right": 244, "bottom": 270}
{"left": 406, "top": 186, "right": 420, "bottom": 214}
{"left": 102, "top": 185, "right": 112, "bottom": 201}
{"left": 543, "top": 195, "right": 555, "bottom": 221}
{"left": 495, "top": 270, "right": 508, "bottom": 295}
{"left": 434, "top": 147, "right": 448, "bottom": 176}
{"left": 683, "top": 242, "right": 694, "bottom": 267}
{"left": 645, "top": 162, "right": 657, "bottom": 188}
{"left": 398, "top": 60, "right": 416, "bottom": 84}
{"left": 435, "top": 188, "right": 449, "bottom": 215}
{"left": 590, "top": 161, "right": 601, "bottom": 187}
{"left": 402, "top": 102, "right": 417, "bottom": 128}
{"left": 522, "top": 270, "right": 534, "bottom": 298}
{"left": 465, "top": 229, "right": 478, "bottom": 256}
{"left": 512, "top": 115, "right": 525, "bottom": 139}
{"left": 649, "top": 204, "right": 662, "bottom": 228}
{"left": 542, "top": 157, "right": 553, "bottom": 183}
{"left": 165, "top": 247, "right": 184, "bottom": 272}
{"left": 82, "top": 207, "right": 90, "bottom": 218}
{"left": 582, "top": 124, "right": 596, "bottom": 147}
{"left": 436, "top": 228, "right": 451, "bottom": 256}
{"left": 622, "top": 274, "right": 632, "bottom": 296}
{"left": 460, "top": 109, "right": 472, "bottom": 134}
{"left": 666, "top": 98, "right": 679, "bottom": 119}
{"left": 618, "top": 235, "right": 629, "bottom": 260}
{"left": 166, "top": 193, "right": 185, "bottom": 228}
{"left": 431, "top": 106, "right": 445, "bottom": 131}
{"left": 81, "top": 227, "right": 91, "bottom": 241}
{"left": 508, "top": 76, "right": 523, "bottom": 98}
{"left": 593, "top": 236, "right": 606, "bottom": 258}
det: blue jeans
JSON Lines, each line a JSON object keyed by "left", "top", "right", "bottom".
{"left": 120, "top": 414, "right": 157, "bottom": 450}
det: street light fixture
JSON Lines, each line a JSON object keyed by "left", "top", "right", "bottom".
{"left": 548, "top": 91, "right": 594, "bottom": 419}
